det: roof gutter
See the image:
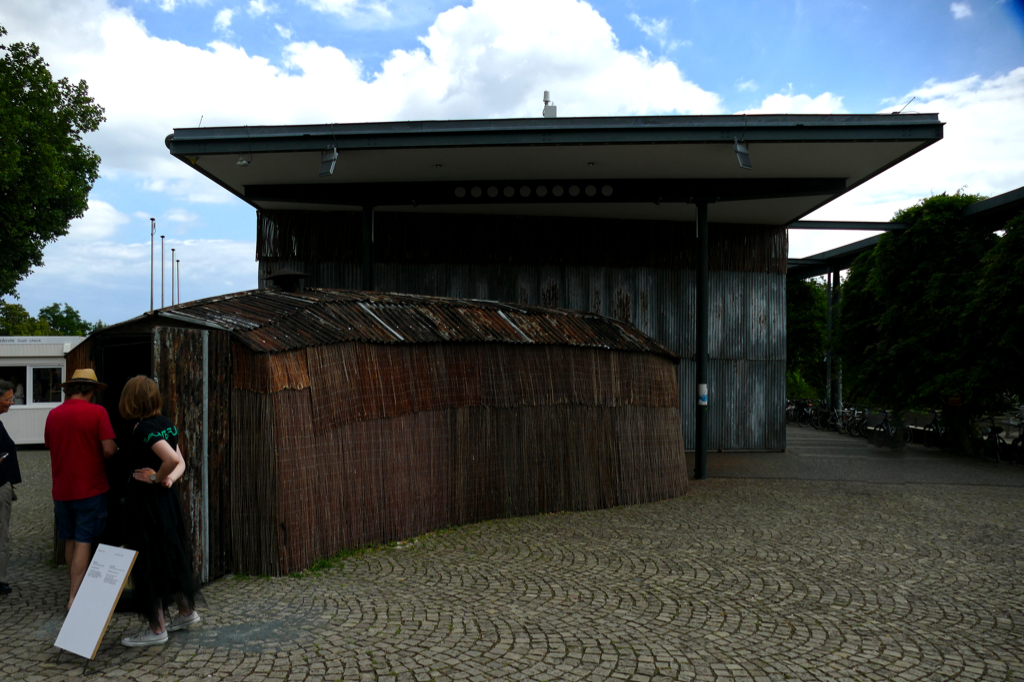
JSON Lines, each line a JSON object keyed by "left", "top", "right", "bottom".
{"left": 166, "top": 113, "right": 944, "bottom": 157}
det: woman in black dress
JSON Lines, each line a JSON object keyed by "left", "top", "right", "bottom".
{"left": 118, "top": 375, "right": 201, "bottom": 647}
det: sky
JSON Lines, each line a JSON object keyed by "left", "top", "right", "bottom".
{"left": 2, "top": 0, "right": 1023, "bottom": 326}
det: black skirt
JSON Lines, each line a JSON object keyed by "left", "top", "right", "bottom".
{"left": 125, "top": 482, "right": 200, "bottom": 622}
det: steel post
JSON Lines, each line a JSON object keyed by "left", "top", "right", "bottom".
{"left": 362, "top": 206, "right": 374, "bottom": 291}
{"left": 695, "top": 201, "right": 709, "bottom": 480}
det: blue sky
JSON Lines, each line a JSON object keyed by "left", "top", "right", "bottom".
{"left": 2, "top": 0, "right": 1023, "bottom": 326}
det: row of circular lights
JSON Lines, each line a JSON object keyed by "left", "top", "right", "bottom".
{"left": 454, "top": 184, "right": 614, "bottom": 199}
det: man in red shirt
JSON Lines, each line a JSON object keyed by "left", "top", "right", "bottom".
{"left": 44, "top": 369, "right": 117, "bottom": 610}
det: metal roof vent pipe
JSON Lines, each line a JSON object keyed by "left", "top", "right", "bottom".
{"left": 265, "top": 268, "right": 311, "bottom": 293}
{"left": 543, "top": 91, "right": 557, "bottom": 118}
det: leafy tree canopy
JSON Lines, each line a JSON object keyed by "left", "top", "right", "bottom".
{"left": 0, "top": 301, "right": 102, "bottom": 336}
{"left": 786, "top": 277, "right": 827, "bottom": 398}
{"left": 837, "top": 191, "right": 1021, "bottom": 428}
{"left": 0, "top": 24, "right": 105, "bottom": 298}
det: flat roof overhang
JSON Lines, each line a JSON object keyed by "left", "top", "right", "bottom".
{"left": 166, "top": 114, "right": 943, "bottom": 226}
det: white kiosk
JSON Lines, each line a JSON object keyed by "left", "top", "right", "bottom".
{"left": 0, "top": 336, "right": 84, "bottom": 445}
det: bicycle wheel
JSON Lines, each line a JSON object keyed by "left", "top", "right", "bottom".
{"left": 872, "top": 427, "right": 888, "bottom": 448}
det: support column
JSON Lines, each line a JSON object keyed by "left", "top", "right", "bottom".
{"left": 362, "top": 206, "right": 374, "bottom": 292}
{"left": 695, "top": 201, "right": 709, "bottom": 481}
{"left": 826, "top": 269, "right": 833, "bottom": 410}
{"left": 829, "top": 268, "right": 842, "bottom": 411}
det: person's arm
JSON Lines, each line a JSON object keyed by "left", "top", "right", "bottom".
{"left": 101, "top": 439, "right": 117, "bottom": 459}
{"left": 133, "top": 441, "right": 185, "bottom": 488}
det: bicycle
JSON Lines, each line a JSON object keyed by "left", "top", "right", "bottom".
{"left": 981, "top": 416, "right": 1009, "bottom": 463}
{"left": 922, "top": 410, "right": 946, "bottom": 449}
{"left": 871, "top": 409, "right": 911, "bottom": 449}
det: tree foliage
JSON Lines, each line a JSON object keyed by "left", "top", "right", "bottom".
{"left": 837, "top": 191, "right": 1021, "bottom": 449}
{"left": 0, "top": 301, "right": 52, "bottom": 335}
{"left": 786, "top": 277, "right": 827, "bottom": 398}
{"left": 0, "top": 301, "right": 102, "bottom": 336}
{"left": 0, "top": 25, "right": 105, "bottom": 298}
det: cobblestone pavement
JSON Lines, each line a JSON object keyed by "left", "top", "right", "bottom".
{"left": 2, "top": 440, "right": 1022, "bottom": 682}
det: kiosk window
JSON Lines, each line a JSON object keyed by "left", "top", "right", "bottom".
{"left": 33, "top": 367, "right": 63, "bottom": 404}
{"left": 0, "top": 366, "right": 28, "bottom": 404}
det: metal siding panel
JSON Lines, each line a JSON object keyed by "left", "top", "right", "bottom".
{"left": 261, "top": 260, "right": 785, "bottom": 450}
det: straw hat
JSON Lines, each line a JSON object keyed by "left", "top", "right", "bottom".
{"left": 61, "top": 368, "right": 107, "bottom": 390}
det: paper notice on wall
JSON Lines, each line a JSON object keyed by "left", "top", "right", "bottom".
{"left": 55, "top": 544, "right": 138, "bottom": 660}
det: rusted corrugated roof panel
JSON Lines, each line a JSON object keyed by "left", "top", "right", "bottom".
{"left": 147, "top": 288, "right": 678, "bottom": 360}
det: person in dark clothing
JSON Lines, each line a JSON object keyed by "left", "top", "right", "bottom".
{"left": 0, "top": 379, "right": 23, "bottom": 596}
{"left": 117, "top": 375, "right": 201, "bottom": 647}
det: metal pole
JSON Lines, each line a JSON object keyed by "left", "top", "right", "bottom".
{"left": 695, "top": 201, "right": 709, "bottom": 480}
{"left": 177, "top": 260, "right": 181, "bottom": 304}
{"left": 171, "top": 248, "right": 176, "bottom": 305}
{"left": 160, "top": 236, "right": 165, "bottom": 308}
{"left": 150, "top": 219, "right": 155, "bottom": 312}
{"left": 830, "top": 268, "right": 842, "bottom": 411}
{"left": 826, "top": 270, "right": 832, "bottom": 410}
{"left": 362, "top": 206, "right": 374, "bottom": 291}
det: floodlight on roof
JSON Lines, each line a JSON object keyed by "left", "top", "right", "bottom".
{"left": 319, "top": 147, "right": 338, "bottom": 177}
{"left": 236, "top": 155, "right": 250, "bottom": 166}
{"left": 734, "top": 138, "right": 752, "bottom": 171}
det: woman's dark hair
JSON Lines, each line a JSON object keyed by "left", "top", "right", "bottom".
{"left": 0, "top": 379, "right": 14, "bottom": 394}
{"left": 119, "top": 375, "right": 162, "bottom": 420}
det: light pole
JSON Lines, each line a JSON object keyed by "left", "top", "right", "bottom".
{"left": 176, "top": 259, "right": 181, "bottom": 304}
{"left": 171, "top": 248, "right": 176, "bottom": 305}
{"left": 150, "top": 218, "right": 156, "bottom": 312}
{"left": 160, "top": 235, "right": 165, "bottom": 308}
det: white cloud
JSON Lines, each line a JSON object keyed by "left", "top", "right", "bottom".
{"left": 16, "top": 222, "right": 257, "bottom": 324}
{"left": 66, "top": 200, "right": 131, "bottom": 241}
{"left": 213, "top": 8, "right": 234, "bottom": 33}
{"left": 738, "top": 86, "right": 847, "bottom": 114}
{"left": 248, "top": 0, "right": 276, "bottom": 17}
{"left": 736, "top": 79, "right": 757, "bottom": 92}
{"left": 950, "top": 3, "right": 973, "bottom": 19}
{"left": 166, "top": 209, "right": 199, "bottom": 223}
{"left": 0, "top": 0, "right": 723, "bottom": 200}
{"left": 274, "top": 24, "right": 293, "bottom": 39}
{"left": 804, "top": 68, "right": 1024, "bottom": 227}
{"left": 156, "top": 0, "right": 209, "bottom": 11}
{"left": 628, "top": 12, "right": 689, "bottom": 51}
{"left": 300, "top": 0, "right": 392, "bottom": 22}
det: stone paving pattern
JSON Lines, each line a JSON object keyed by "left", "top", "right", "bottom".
{"left": 1, "top": 437, "right": 1022, "bottom": 681}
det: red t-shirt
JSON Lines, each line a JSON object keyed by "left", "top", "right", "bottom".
{"left": 44, "top": 399, "right": 116, "bottom": 501}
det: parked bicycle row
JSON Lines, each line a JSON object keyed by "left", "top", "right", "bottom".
{"left": 785, "top": 399, "right": 1024, "bottom": 463}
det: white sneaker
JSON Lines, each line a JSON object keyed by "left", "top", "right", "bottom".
{"left": 122, "top": 628, "right": 168, "bottom": 647}
{"left": 166, "top": 610, "right": 201, "bottom": 632}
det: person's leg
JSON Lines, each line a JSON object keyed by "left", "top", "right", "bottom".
{"left": 68, "top": 494, "right": 107, "bottom": 609}
{"left": 175, "top": 593, "right": 194, "bottom": 616}
{"left": 0, "top": 482, "right": 12, "bottom": 587}
{"left": 67, "top": 541, "right": 92, "bottom": 609}
{"left": 149, "top": 598, "right": 166, "bottom": 634}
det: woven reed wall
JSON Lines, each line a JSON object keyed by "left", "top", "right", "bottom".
{"left": 257, "top": 210, "right": 787, "bottom": 273}
{"left": 233, "top": 342, "right": 685, "bottom": 575}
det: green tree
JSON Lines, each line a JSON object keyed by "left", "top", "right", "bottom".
{"left": 0, "top": 25, "right": 105, "bottom": 298}
{"left": 969, "top": 212, "right": 1024, "bottom": 404}
{"left": 37, "top": 302, "right": 96, "bottom": 335}
{"left": 0, "top": 301, "right": 52, "bottom": 335}
{"left": 786, "top": 276, "right": 827, "bottom": 398}
{"left": 838, "top": 191, "right": 996, "bottom": 450}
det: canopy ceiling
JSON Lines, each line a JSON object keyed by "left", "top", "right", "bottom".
{"left": 166, "top": 114, "right": 943, "bottom": 226}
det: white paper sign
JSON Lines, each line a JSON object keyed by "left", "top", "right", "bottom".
{"left": 55, "top": 544, "right": 138, "bottom": 660}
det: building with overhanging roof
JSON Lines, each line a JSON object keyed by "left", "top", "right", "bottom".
{"left": 68, "top": 288, "right": 685, "bottom": 577}
{"left": 166, "top": 113, "right": 944, "bottom": 469}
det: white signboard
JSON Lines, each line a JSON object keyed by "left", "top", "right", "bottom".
{"left": 55, "top": 544, "right": 138, "bottom": 660}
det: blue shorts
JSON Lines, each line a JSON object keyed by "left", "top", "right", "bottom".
{"left": 54, "top": 494, "right": 107, "bottom": 543}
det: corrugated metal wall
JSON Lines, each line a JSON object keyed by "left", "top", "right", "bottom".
{"left": 259, "top": 259, "right": 786, "bottom": 451}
